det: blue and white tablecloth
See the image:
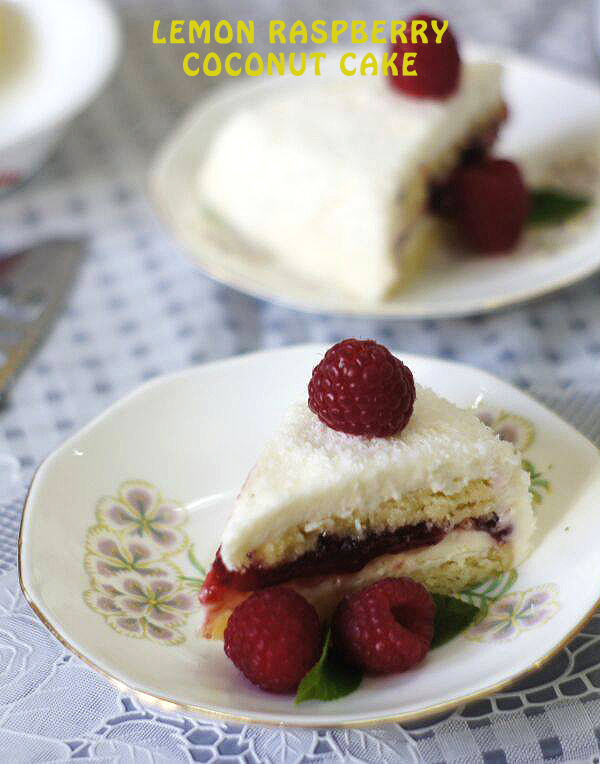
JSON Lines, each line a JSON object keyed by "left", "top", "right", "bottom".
{"left": 2, "top": 1, "right": 600, "bottom": 761}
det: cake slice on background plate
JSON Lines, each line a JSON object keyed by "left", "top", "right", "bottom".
{"left": 198, "top": 15, "right": 507, "bottom": 302}
{"left": 200, "top": 340, "right": 534, "bottom": 639}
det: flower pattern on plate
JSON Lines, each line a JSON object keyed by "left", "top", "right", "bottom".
{"left": 95, "top": 480, "right": 187, "bottom": 553}
{"left": 85, "top": 526, "right": 174, "bottom": 580}
{"left": 476, "top": 408, "right": 551, "bottom": 504}
{"left": 84, "top": 480, "right": 203, "bottom": 645}
{"left": 477, "top": 409, "right": 535, "bottom": 452}
{"left": 84, "top": 572, "right": 195, "bottom": 645}
{"left": 466, "top": 584, "right": 560, "bottom": 642}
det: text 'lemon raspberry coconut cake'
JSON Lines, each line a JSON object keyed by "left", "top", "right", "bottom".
{"left": 200, "top": 339, "right": 534, "bottom": 656}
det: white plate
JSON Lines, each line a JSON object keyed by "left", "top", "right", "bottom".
{"left": 19, "top": 345, "right": 600, "bottom": 727}
{"left": 0, "top": 0, "right": 120, "bottom": 190}
{"left": 149, "top": 46, "right": 600, "bottom": 318}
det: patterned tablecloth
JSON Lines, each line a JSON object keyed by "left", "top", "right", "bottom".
{"left": 2, "top": 1, "right": 600, "bottom": 761}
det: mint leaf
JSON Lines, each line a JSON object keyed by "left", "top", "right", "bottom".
{"left": 431, "top": 593, "right": 480, "bottom": 648}
{"left": 295, "top": 625, "right": 362, "bottom": 703}
{"left": 529, "top": 188, "right": 591, "bottom": 225}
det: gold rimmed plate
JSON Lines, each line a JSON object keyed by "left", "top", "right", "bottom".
{"left": 19, "top": 345, "right": 600, "bottom": 726}
{"left": 149, "top": 47, "right": 600, "bottom": 319}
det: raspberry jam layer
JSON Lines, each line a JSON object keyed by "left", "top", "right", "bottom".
{"left": 200, "top": 513, "right": 509, "bottom": 604}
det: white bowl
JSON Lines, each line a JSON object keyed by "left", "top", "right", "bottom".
{"left": 0, "top": 0, "right": 120, "bottom": 191}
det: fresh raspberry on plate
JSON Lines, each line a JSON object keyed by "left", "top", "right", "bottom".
{"left": 333, "top": 578, "right": 434, "bottom": 674}
{"left": 390, "top": 13, "right": 461, "bottom": 99}
{"left": 308, "top": 339, "right": 415, "bottom": 438}
{"left": 448, "top": 158, "right": 530, "bottom": 253}
{"left": 224, "top": 587, "right": 321, "bottom": 693}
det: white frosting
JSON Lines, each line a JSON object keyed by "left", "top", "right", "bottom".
{"left": 220, "top": 385, "right": 534, "bottom": 570}
{"left": 199, "top": 62, "right": 503, "bottom": 301}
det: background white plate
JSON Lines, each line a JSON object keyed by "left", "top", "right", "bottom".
{"left": 19, "top": 346, "right": 600, "bottom": 726}
{"left": 150, "top": 47, "right": 600, "bottom": 318}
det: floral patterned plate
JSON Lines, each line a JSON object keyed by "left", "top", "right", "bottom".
{"left": 18, "top": 345, "right": 600, "bottom": 727}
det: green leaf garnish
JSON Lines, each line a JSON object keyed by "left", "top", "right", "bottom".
{"left": 295, "top": 625, "right": 362, "bottom": 703}
{"left": 431, "top": 594, "right": 481, "bottom": 648}
{"left": 528, "top": 187, "right": 591, "bottom": 226}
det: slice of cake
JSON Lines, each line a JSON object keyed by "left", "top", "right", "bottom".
{"left": 200, "top": 340, "right": 534, "bottom": 638}
{"left": 198, "top": 57, "right": 505, "bottom": 302}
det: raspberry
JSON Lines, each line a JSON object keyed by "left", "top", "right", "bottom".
{"left": 390, "top": 13, "right": 461, "bottom": 99}
{"left": 333, "top": 578, "right": 434, "bottom": 675}
{"left": 224, "top": 587, "right": 321, "bottom": 693}
{"left": 448, "top": 158, "right": 530, "bottom": 253}
{"left": 308, "top": 339, "right": 415, "bottom": 438}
